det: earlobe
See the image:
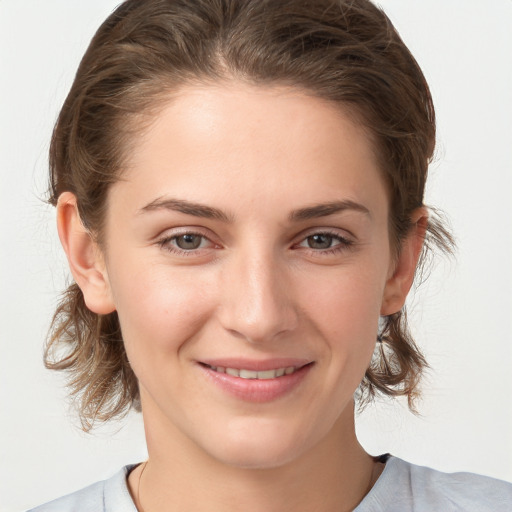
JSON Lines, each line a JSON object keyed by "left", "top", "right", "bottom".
{"left": 380, "top": 208, "right": 428, "bottom": 316}
{"left": 57, "top": 192, "right": 116, "bottom": 315}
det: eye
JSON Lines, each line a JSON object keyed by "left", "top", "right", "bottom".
{"left": 157, "top": 230, "right": 216, "bottom": 255}
{"left": 295, "top": 230, "right": 354, "bottom": 254}
{"left": 304, "top": 233, "right": 338, "bottom": 250}
{"left": 174, "top": 233, "right": 206, "bottom": 250}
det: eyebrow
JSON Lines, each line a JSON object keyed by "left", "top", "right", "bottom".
{"left": 289, "top": 200, "right": 371, "bottom": 221}
{"left": 139, "top": 197, "right": 233, "bottom": 222}
{"left": 139, "top": 197, "right": 370, "bottom": 222}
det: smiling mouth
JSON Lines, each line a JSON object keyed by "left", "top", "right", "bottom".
{"left": 200, "top": 361, "right": 313, "bottom": 402}
{"left": 204, "top": 364, "right": 300, "bottom": 380}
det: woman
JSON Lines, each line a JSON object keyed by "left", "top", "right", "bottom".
{"left": 27, "top": 0, "right": 512, "bottom": 510}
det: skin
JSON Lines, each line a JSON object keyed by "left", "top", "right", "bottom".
{"left": 58, "top": 82, "right": 426, "bottom": 511}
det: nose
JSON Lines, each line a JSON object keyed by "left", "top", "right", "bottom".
{"left": 218, "top": 247, "right": 298, "bottom": 344}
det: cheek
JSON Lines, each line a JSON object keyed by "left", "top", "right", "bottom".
{"left": 298, "top": 258, "right": 388, "bottom": 384}
{"left": 108, "top": 262, "right": 215, "bottom": 363}
{"left": 303, "top": 264, "right": 386, "bottom": 337}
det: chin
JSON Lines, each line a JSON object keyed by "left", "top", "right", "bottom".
{"left": 202, "top": 416, "right": 319, "bottom": 470}
{"left": 212, "top": 442, "right": 303, "bottom": 470}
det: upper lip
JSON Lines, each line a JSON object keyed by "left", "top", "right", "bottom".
{"left": 198, "top": 358, "right": 313, "bottom": 371}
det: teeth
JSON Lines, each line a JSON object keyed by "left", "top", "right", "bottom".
{"left": 208, "top": 365, "right": 298, "bottom": 379}
{"left": 240, "top": 369, "right": 258, "bottom": 379}
{"left": 256, "top": 369, "right": 278, "bottom": 380}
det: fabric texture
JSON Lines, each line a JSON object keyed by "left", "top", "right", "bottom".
{"left": 354, "top": 457, "right": 512, "bottom": 511}
{"left": 28, "top": 456, "right": 512, "bottom": 511}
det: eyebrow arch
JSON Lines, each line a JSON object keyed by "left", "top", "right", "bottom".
{"left": 289, "top": 200, "right": 371, "bottom": 222}
{"left": 139, "top": 197, "right": 233, "bottom": 222}
{"left": 139, "top": 197, "right": 369, "bottom": 223}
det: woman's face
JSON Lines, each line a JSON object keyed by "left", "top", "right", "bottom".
{"left": 98, "top": 82, "right": 406, "bottom": 468}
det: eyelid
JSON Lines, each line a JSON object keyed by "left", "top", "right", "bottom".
{"left": 154, "top": 225, "right": 216, "bottom": 241}
{"left": 155, "top": 227, "right": 221, "bottom": 255}
{"left": 295, "top": 226, "right": 355, "bottom": 243}
{"left": 292, "top": 228, "right": 356, "bottom": 254}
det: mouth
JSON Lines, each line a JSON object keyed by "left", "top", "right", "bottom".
{"left": 203, "top": 364, "right": 300, "bottom": 380}
{"left": 198, "top": 360, "right": 313, "bottom": 402}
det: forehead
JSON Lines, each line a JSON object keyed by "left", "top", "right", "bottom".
{"left": 114, "top": 82, "right": 387, "bottom": 218}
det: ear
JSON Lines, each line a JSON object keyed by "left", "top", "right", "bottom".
{"left": 57, "top": 192, "right": 116, "bottom": 315}
{"left": 380, "top": 207, "right": 428, "bottom": 316}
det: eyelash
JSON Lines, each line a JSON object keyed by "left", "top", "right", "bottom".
{"left": 295, "top": 230, "right": 355, "bottom": 256}
{"left": 156, "top": 229, "right": 355, "bottom": 257}
{"left": 157, "top": 230, "right": 216, "bottom": 256}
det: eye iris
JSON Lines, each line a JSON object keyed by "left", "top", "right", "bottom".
{"left": 176, "top": 234, "right": 202, "bottom": 250}
{"left": 308, "top": 234, "right": 333, "bottom": 249}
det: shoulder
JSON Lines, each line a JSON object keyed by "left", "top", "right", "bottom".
{"left": 27, "top": 465, "right": 138, "bottom": 512}
{"left": 356, "top": 456, "right": 512, "bottom": 512}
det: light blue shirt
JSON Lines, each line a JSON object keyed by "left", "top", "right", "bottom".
{"left": 28, "top": 456, "right": 512, "bottom": 511}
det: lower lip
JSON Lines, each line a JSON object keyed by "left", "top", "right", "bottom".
{"left": 199, "top": 364, "right": 313, "bottom": 403}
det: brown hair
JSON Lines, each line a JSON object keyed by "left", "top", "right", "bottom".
{"left": 45, "top": 0, "right": 453, "bottom": 430}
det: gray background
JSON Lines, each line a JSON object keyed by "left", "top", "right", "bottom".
{"left": 1, "top": 1, "right": 511, "bottom": 510}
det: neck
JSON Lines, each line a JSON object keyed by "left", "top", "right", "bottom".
{"left": 129, "top": 400, "right": 379, "bottom": 512}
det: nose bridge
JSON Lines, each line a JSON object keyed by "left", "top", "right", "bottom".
{"left": 219, "top": 243, "right": 297, "bottom": 343}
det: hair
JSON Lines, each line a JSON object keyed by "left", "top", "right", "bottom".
{"left": 45, "top": 0, "right": 453, "bottom": 430}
